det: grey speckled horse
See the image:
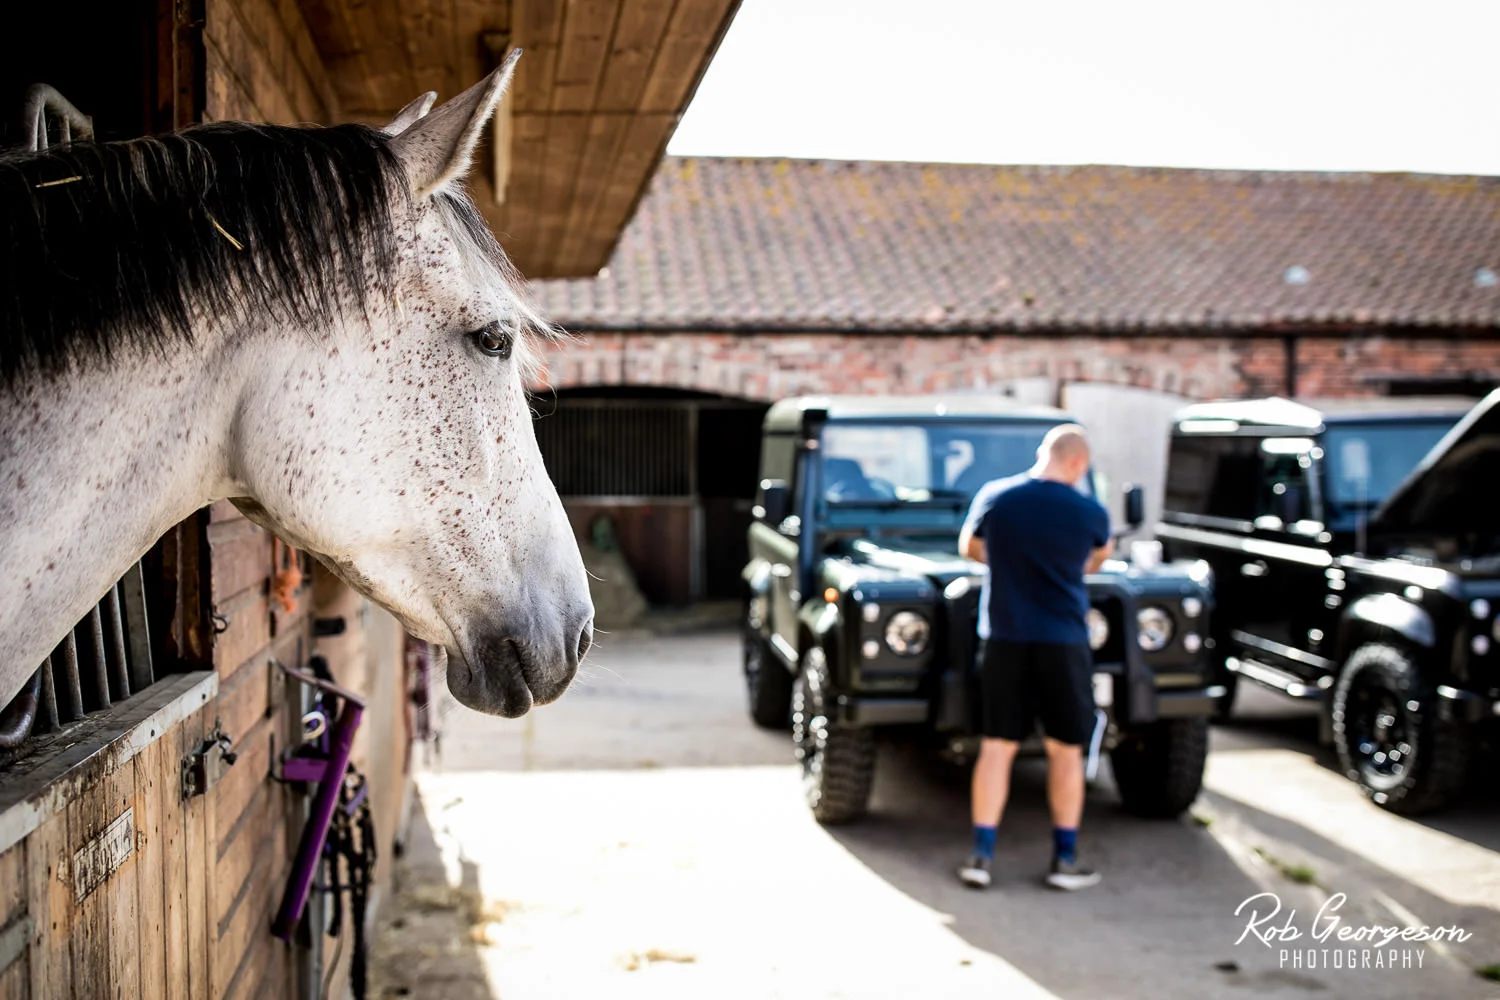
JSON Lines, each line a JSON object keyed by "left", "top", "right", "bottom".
{"left": 0, "top": 54, "right": 593, "bottom": 718}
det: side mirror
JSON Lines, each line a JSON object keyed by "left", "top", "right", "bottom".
{"left": 1123, "top": 483, "right": 1145, "bottom": 530}
{"left": 756, "top": 479, "right": 790, "bottom": 525}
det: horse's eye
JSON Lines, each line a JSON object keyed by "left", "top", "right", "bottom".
{"left": 472, "top": 323, "right": 513, "bottom": 359}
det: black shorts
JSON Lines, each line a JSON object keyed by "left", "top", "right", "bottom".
{"left": 978, "top": 639, "right": 1096, "bottom": 745}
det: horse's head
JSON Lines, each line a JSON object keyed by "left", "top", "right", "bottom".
{"left": 230, "top": 55, "right": 593, "bottom": 717}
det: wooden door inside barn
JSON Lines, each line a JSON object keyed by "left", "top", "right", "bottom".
{"left": 0, "top": 676, "right": 219, "bottom": 1000}
{"left": 0, "top": 495, "right": 315, "bottom": 1000}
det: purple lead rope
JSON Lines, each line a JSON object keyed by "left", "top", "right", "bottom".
{"left": 272, "top": 663, "right": 367, "bottom": 941}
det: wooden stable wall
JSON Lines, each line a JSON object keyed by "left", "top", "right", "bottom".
{"left": 0, "top": 672, "right": 219, "bottom": 1000}
{"left": 0, "top": 510, "right": 408, "bottom": 1000}
{"left": 204, "top": 501, "right": 311, "bottom": 999}
{"left": 0, "top": 9, "right": 407, "bottom": 997}
{"left": 204, "top": 0, "right": 339, "bottom": 124}
{"left": 206, "top": 502, "right": 410, "bottom": 1000}
{"left": 306, "top": 568, "right": 409, "bottom": 997}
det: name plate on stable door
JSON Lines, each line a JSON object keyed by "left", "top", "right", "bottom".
{"left": 73, "top": 807, "right": 135, "bottom": 901}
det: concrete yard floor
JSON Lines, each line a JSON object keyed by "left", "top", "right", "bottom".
{"left": 370, "top": 631, "right": 1500, "bottom": 999}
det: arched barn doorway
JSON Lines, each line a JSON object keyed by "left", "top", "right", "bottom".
{"left": 531, "top": 387, "right": 768, "bottom": 607}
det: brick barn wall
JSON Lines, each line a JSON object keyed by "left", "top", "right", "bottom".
{"left": 532, "top": 330, "right": 1500, "bottom": 401}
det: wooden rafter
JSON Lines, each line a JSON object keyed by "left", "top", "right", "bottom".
{"left": 295, "top": 0, "right": 739, "bottom": 277}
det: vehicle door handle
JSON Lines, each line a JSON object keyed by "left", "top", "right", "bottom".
{"left": 770, "top": 564, "right": 793, "bottom": 578}
{"left": 1240, "top": 560, "right": 1268, "bottom": 578}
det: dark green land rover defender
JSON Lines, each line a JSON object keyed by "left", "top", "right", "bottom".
{"left": 742, "top": 395, "right": 1221, "bottom": 824}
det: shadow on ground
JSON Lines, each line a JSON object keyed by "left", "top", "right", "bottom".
{"left": 368, "top": 797, "right": 496, "bottom": 1000}
{"left": 1216, "top": 682, "right": 1500, "bottom": 854}
{"left": 827, "top": 737, "right": 1499, "bottom": 998}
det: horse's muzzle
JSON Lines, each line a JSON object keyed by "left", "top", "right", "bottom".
{"left": 446, "top": 611, "right": 593, "bottom": 718}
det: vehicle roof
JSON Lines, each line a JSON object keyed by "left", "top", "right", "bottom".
{"left": 764, "top": 394, "right": 1070, "bottom": 432}
{"left": 1172, "top": 395, "right": 1477, "bottom": 432}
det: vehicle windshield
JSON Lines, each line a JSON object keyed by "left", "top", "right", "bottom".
{"left": 1322, "top": 420, "right": 1458, "bottom": 524}
{"left": 819, "top": 421, "right": 1092, "bottom": 506}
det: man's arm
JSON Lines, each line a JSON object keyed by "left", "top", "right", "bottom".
{"left": 959, "top": 482, "right": 996, "bottom": 565}
{"left": 1082, "top": 499, "right": 1113, "bottom": 574}
{"left": 959, "top": 526, "right": 986, "bottom": 564}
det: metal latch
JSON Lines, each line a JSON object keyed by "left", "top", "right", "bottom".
{"left": 181, "top": 721, "right": 237, "bottom": 799}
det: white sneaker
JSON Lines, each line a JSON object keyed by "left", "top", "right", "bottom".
{"left": 1046, "top": 857, "right": 1101, "bottom": 890}
{"left": 958, "top": 856, "right": 992, "bottom": 889}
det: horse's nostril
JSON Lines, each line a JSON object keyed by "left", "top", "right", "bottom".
{"left": 575, "top": 619, "right": 594, "bottom": 663}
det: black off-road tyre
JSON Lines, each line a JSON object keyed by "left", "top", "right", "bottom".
{"left": 1332, "top": 643, "right": 1469, "bottom": 815}
{"left": 792, "top": 646, "right": 875, "bottom": 824}
{"left": 1111, "top": 716, "right": 1209, "bottom": 818}
{"left": 744, "top": 600, "right": 793, "bottom": 730}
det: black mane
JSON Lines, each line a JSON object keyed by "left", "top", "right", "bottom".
{"left": 0, "top": 122, "right": 405, "bottom": 382}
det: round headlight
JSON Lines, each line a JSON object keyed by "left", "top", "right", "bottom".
{"left": 1136, "top": 606, "right": 1175, "bottom": 652}
{"left": 1085, "top": 608, "right": 1110, "bottom": 651}
{"left": 884, "top": 611, "right": 931, "bottom": 656}
{"left": 862, "top": 602, "right": 882, "bottom": 623}
{"left": 1181, "top": 596, "right": 1203, "bottom": 619}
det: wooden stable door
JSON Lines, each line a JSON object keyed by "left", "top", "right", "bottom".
{"left": 0, "top": 674, "right": 222, "bottom": 999}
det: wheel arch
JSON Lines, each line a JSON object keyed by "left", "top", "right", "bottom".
{"left": 797, "top": 598, "right": 842, "bottom": 653}
{"left": 1337, "top": 593, "right": 1435, "bottom": 661}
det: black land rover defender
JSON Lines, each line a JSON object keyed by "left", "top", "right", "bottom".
{"left": 742, "top": 395, "right": 1221, "bottom": 825}
{"left": 1158, "top": 392, "right": 1500, "bottom": 813}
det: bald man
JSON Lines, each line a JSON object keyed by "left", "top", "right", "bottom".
{"left": 956, "top": 424, "right": 1111, "bottom": 891}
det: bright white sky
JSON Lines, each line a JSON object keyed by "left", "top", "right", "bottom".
{"left": 668, "top": 0, "right": 1500, "bottom": 174}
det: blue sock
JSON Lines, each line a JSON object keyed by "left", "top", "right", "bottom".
{"left": 1053, "top": 827, "right": 1078, "bottom": 864}
{"left": 972, "top": 825, "right": 998, "bottom": 861}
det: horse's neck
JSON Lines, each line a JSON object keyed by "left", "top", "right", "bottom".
{"left": 0, "top": 346, "right": 238, "bottom": 700}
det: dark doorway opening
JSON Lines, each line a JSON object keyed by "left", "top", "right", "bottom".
{"left": 531, "top": 386, "right": 768, "bottom": 605}
{"left": 0, "top": 1, "right": 197, "bottom": 149}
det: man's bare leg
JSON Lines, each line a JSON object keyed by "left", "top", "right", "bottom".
{"left": 1043, "top": 737, "right": 1085, "bottom": 828}
{"left": 972, "top": 737, "right": 1020, "bottom": 827}
{"left": 1043, "top": 737, "right": 1100, "bottom": 889}
{"left": 959, "top": 738, "right": 1018, "bottom": 887}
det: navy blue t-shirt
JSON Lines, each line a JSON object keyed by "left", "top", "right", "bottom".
{"left": 963, "top": 475, "right": 1110, "bottom": 645}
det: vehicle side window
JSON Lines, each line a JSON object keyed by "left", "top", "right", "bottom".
{"left": 1165, "top": 434, "right": 1260, "bottom": 521}
{"left": 1255, "top": 448, "right": 1315, "bottom": 526}
{"left": 756, "top": 432, "right": 798, "bottom": 506}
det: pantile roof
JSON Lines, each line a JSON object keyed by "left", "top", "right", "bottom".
{"left": 531, "top": 157, "right": 1500, "bottom": 334}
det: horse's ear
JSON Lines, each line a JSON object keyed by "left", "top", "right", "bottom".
{"left": 390, "top": 49, "right": 521, "bottom": 199}
{"left": 381, "top": 92, "right": 437, "bottom": 137}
